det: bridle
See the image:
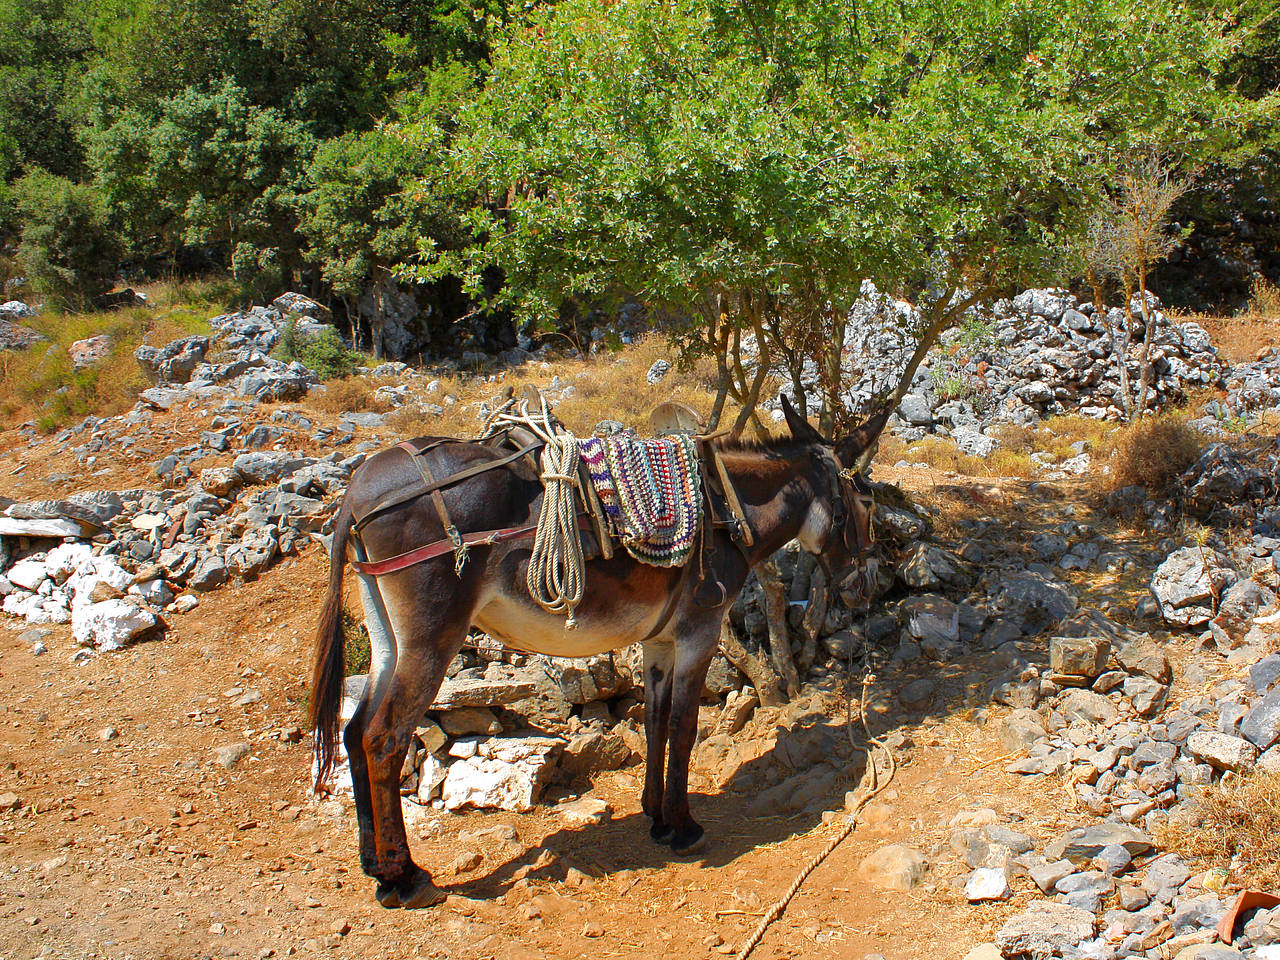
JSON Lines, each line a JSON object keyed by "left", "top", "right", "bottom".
{"left": 821, "top": 452, "right": 877, "bottom": 595}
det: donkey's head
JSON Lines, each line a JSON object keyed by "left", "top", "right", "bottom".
{"left": 780, "top": 394, "right": 890, "bottom": 597}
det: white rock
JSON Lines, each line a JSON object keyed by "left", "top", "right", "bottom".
{"left": 965, "top": 867, "right": 1010, "bottom": 902}
{"left": 171, "top": 594, "right": 198, "bottom": 613}
{"left": 6, "top": 559, "right": 49, "bottom": 592}
{"left": 439, "top": 736, "right": 562, "bottom": 812}
{"left": 129, "top": 579, "right": 174, "bottom": 606}
{"left": 66, "top": 556, "right": 134, "bottom": 607}
{"left": 415, "top": 753, "right": 447, "bottom": 803}
{"left": 44, "top": 542, "right": 93, "bottom": 581}
{"left": 71, "top": 599, "right": 157, "bottom": 650}
{"left": 0, "top": 517, "right": 86, "bottom": 538}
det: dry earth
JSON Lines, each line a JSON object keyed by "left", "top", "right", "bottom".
{"left": 0, "top": 345, "right": 1275, "bottom": 960}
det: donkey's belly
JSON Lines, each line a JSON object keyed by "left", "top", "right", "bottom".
{"left": 473, "top": 593, "right": 663, "bottom": 658}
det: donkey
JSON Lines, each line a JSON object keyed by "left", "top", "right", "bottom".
{"left": 310, "top": 395, "right": 889, "bottom": 908}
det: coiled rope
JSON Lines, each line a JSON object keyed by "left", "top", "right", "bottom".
{"left": 481, "top": 395, "right": 585, "bottom": 628}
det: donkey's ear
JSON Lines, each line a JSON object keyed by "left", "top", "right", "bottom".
{"left": 780, "top": 393, "right": 823, "bottom": 444}
{"left": 835, "top": 406, "right": 892, "bottom": 467}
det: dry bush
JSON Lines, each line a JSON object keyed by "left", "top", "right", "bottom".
{"left": 1104, "top": 412, "right": 1205, "bottom": 492}
{"left": 1249, "top": 277, "right": 1280, "bottom": 319}
{"left": 1159, "top": 771, "right": 1280, "bottom": 889}
{"left": 312, "top": 377, "right": 392, "bottom": 415}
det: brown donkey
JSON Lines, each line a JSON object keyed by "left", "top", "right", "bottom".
{"left": 310, "top": 395, "right": 889, "bottom": 908}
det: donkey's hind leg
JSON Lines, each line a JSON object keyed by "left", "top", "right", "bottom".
{"left": 344, "top": 567, "right": 399, "bottom": 877}
{"left": 361, "top": 567, "right": 473, "bottom": 908}
{"left": 641, "top": 640, "right": 676, "bottom": 843}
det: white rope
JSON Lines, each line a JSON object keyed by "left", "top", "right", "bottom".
{"left": 481, "top": 395, "right": 585, "bottom": 629}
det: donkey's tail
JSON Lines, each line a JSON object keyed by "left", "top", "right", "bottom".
{"left": 310, "top": 494, "right": 356, "bottom": 793}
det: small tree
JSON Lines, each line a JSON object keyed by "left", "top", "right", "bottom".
{"left": 428, "top": 0, "right": 1256, "bottom": 440}
{"left": 13, "top": 169, "right": 120, "bottom": 306}
{"left": 1107, "top": 151, "right": 1197, "bottom": 415}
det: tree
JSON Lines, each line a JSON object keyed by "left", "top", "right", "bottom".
{"left": 1095, "top": 151, "right": 1198, "bottom": 415}
{"left": 297, "top": 64, "right": 473, "bottom": 356}
{"left": 429, "top": 0, "right": 1270, "bottom": 436}
{"left": 88, "top": 78, "right": 315, "bottom": 296}
{"left": 13, "top": 168, "right": 120, "bottom": 305}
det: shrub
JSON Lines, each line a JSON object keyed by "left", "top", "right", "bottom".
{"left": 13, "top": 169, "right": 121, "bottom": 307}
{"left": 312, "top": 376, "right": 391, "bottom": 415}
{"left": 1105, "top": 412, "right": 1205, "bottom": 492}
{"left": 273, "top": 319, "right": 363, "bottom": 380}
{"left": 1248, "top": 277, "right": 1280, "bottom": 319}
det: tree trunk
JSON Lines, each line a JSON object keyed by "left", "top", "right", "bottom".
{"left": 756, "top": 559, "right": 801, "bottom": 697}
{"left": 718, "top": 620, "right": 785, "bottom": 707}
{"left": 819, "top": 306, "right": 846, "bottom": 435}
{"left": 1089, "top": 270, "right": 1134, "bottom": 421}
{"left": 730, "top": 313, "right": 772, "bottom": 439}
{"left": 705, "top": 311, "right": 731, "bottom": 431}
{"left": 854, "top": 286, "right": 988, "bottom": 471}
{"left": 1135, "top": 269, "right": 1156, "bottom": 414}
{"left": 799, "top": 564, "right": 828, "bottom": 675}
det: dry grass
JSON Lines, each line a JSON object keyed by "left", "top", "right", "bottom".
{"left": 878, "top": 433, "right": 1035, "bottom": 478}
{"left": 0, "top": 285, "right": 221, "bottom": 431}
{"left": 381, "top": 335, "right": 767, "bottom": 442}
{"left": 1103, "top": 411, "right": 1205, "bottom": 492}
{"left": 1160, "top": 771, "right": 1280, "bottom": 889}
{"left": 1248, "top": 277, "right": 1280, "bottom": 319}
{"left": 311, "top": 377, "right": 392, "bottom": 415}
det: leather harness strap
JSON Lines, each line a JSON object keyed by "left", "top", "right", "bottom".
{"left": 352, "top": 439, "right": 545, "bottom": 534}
{"left": 350, "top": 513, "right": 594, "bottom": 577}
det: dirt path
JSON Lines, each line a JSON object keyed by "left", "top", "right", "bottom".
{"left": 1, "top": 540, "right": 1105, "bottom": 960}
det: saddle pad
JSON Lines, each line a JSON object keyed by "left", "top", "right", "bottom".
{"left": 578, "top": 432, "right": 702, "bottom": 567}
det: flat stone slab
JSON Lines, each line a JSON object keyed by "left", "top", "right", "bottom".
{"left": 430, "top": 675, "right": 540, "bottom": 710}
{"left": 0, "top": 517, "right": 90, "bottom": 538}
{"left": 996, "top": 901, "right": 1095, "bottom": 957}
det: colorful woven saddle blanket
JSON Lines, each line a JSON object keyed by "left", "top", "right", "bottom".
{"left": 577, "top": 432, "right": 702, "bottom": 567}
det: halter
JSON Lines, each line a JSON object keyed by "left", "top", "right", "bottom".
{"left": 820, "top": 454, "right": 877, "bottom": 595}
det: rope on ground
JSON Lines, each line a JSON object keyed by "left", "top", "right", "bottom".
{"left": 734, "top": 597, "right": 896, "bottom": 960}
{"left": 481, "top": 394, "right": 585, "bottom": 628}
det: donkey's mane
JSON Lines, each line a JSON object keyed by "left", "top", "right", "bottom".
{"left": 715, "top": 433, "right": 822, "bottom": 457}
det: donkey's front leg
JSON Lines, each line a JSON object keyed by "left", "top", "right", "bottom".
{"left": 641, "top": 640, "right": 676, "bottom": 843}
{"left": 662, "top": 624, "right": 718, "bottom": 854}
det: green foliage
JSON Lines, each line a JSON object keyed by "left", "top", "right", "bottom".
{"left": 433, "top": 0, "right": 1273, "bottom": 382}
{"left": 0, "top": 0, "right": 93, "bottom": 181}
{"left": 341, "top": 607, "right": 371, "bottom": 676}
{"left": 13, "top": 168, "right": 120, "bottom": 305}
{"left": 297, "top": 64, "right": 474, "bottom": 298}
{"left": 272, "top": 318, "right": 364, "bottom": 380}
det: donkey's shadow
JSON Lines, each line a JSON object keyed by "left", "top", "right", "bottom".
{"left": 445, "top": 712, "right": 880, "bottom": 899}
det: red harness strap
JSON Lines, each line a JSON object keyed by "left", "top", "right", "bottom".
{"left": 349, "top": 513, "right": 594, "bottom": 577}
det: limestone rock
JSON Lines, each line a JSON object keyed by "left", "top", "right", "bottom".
{"left": 71, "top": 599, "right": 157, "bottom": 651}
{"left": 1150, "top": 546, "right": 1238, "bottom": 627}
{"left": 439, "top": 736, "right": 563, "bottom": 812}
{"left": 1186, "top": 731, "right": 1259, "bottom": 772}
{"left": 995, "top": 901, "right": 1095, "bottom": 957}
{"left": 1050, "top": 636, "right": 1110, "bottom": 679}
{"left": 856, "top": 844, "right": 927, "bottom": 891}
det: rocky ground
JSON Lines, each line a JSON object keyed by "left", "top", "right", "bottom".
{"left": 1, "top": 291, "right": 1280, "bottom": 960}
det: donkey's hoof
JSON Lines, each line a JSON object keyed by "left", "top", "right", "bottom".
{"left": 669, "top": 823, "right": 706, "bottom": 856}
{"left": 649, "top": 819, "right": 675, "bottom": 845}
{"left": 376, "top": 867, "right": 446, "bottom": 910}
{"left": 375, "top": 881, "right": 403, "bottom": 909}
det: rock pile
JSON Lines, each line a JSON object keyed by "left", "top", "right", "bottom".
{"left": 759, "top": 285, "right": 1280, "bottom": 461}
{"left": 842, "top": 285, "right": 1228, "bottom": 436}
